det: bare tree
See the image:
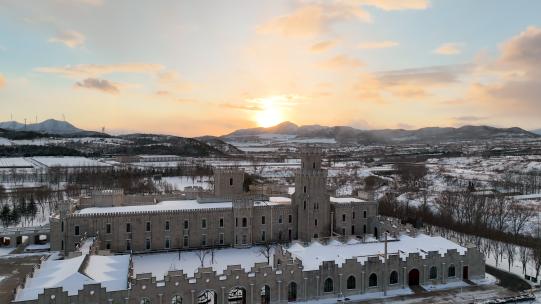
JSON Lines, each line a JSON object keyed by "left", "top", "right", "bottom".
{"left": 258, "top": 242, "right": 275, "bottom": 264}
{"left": 195, "top": 249, "right": 210, "bottom": 268}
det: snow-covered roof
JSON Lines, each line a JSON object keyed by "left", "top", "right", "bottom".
{"left": 32, "top": 156, "right": 111, "bottom": 168}
{"left": 330, "top": 197, "right": 365, "bottom": 203}
{"left": 14, "top": 254, "right": 129, "bottom": 302}
{"left": 285, "top": 234, "right": 466, "bottom": 271}
{"left": 76, "top": 200, "right": 234, "bottom": 215}
{"left": 0, "top": 157, "right": 34, "bottom": 168}
{"left": 78, "top": 197, "right": 293, "bottom": 215}
{"left": 132, "top": 246, "right": 270, "bottom": 280}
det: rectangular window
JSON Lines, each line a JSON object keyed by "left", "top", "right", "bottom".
{"left": 145, "top": 238, "right": 151, "bottom": 250}
{"left": 202, "top": 219, "right": 207, "bottom": 229}
{"left": 235, "top": 218, "right": 238, "bottom": 227}
{"left": 74, "top": 225, "right": 80, "bottom": 236}
{"left": 241, "top": 234, "right": 247, "bottom": 244}
{"left": 342, "top": 214, "right": 346, "bottom": 222}
{"left": 261, "top": 231, "right": 266, "bottom": 241}
{"left": 202, "top": 234, "right": 207, "bottom": 246}
{"left": 219, "top": 218, "right": 224, "bottom": 227}
{"left": 278, "top": 216, "right": 283, "bottom": 224}
{"left": 288, "top": 214, "right": 292, "bottom": 223}
{"left": 165, "top": 238, "right": 170, "bottom": 249}
{"left": 315, "top": 219, "right": 318, "bottom": 226}
{"left": 126, "top": 240, "right": 131, "bottom": 251}
{"left": 184, "top": 220, "right": 189, "bottom": 229}
{"left": 106, "top": 223, "right": 111, "bottom": 234}
{"left": 353, "top": 212, "right": 356, "bottom": 219}
{"left": 261, "top": 216, "right": 266, "bottom": 225}
{"left": 126, "top": 223, "right": 131, "bottom": 233}
{"left": 146, "top": 221, "right": 151, "bottom": 232}
{"left": 288, "top": 229, "right": 292, "bottom": 240}
{"left": 106, "top": 241, "right": 111, "bottom": 250}
{"left": 183, "top": 235, "right": 189, "bottom": 247}
{"left": 165, "top": 221, "right": 170, "bottom": 231}
{"left": 61, "top": 221, "right": 64, "bottom": 232}
{"left": 219, "top": 233, "right": 224, "bottom": 245}
{"left": 363, "top": 211, "right": 367, "bottom": 218}
{"left": 242, "top": 217, "right": 247, "bottom": 227}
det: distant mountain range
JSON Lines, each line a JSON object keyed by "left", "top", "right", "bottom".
{"left": 0, "top": 119, "right": 105, "bottom": 136}
{"left": 532, "top": 129, "right": 541, "bottom": 135}
{"left": 224, "top": 121, "right": 540, "bottom": 144}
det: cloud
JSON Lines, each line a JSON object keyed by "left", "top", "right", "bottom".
{"left": 452, "top": 115, "right": 487, "bottom": 122}
{"left": 220, "top": 103, "right": 263, "bottom": 111}
{"left": 498, "top": 26, "right": 541, "bottom": 70}
{"left": 48, "top": 30, "right": 86, "bottom": 48}
{"left": 318, "top": 54, "right": 364, "bottom": 69}
{"left": 0, "top": 73, "right": 5, "bottom": 88}
{"left": 36, "top": 63, "right": 165, "bottom": 78}
{"left": 256, "top": 4, "right": 370, "bottom": 38}
{"left": 357, "top": 0, "right": 430, "bottom": 11}
{"left": 358, "top": 40, "right": 399, "bottom": 49}
{"left": 433, "top": 42, "right": 463, "bottom": 55}
{"left": 310, "top": 40, "right": 338, "bottom": 52}
{"left": 75, "top": 78, "right": 119, "bottom": 94}
{"left": 378, "top": 64, "right": 469, "bottom": 86}
{"left": 157, "top": 71, "right": 193, "bottom": 92}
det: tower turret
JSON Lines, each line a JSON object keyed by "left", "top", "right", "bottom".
{"left": 293, "top": 147, "right": 330, "bottom": 242}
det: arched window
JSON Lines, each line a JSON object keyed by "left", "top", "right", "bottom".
{"left": 429, "top": 266, "right": 438, "bottom": 279}
{"left": 171, "top": 295, "right": 182, "bottom": 304}
{"left": 448, "top": 265, "right": 456, "bottom": 278}
{"left": 346, "top": 276, "right": 356, "bottom": 289}
{"left": 324, "top": 278, "right": 333, "bottom": 292}
{"left": 389, "top": 271, "right": 398, "bottom": 285}
{"left": 140, "top": 298, "right": 151, "bottom": 304}
{"left": 368, "top": 273, "right": 378, "bottom": 287}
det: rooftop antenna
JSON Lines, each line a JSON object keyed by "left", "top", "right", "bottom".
{"left": 35, "top": 115, "right": 38, "bottom": 124}
{"left": 24, "top": 118, "right": 27, "bottom": 129}
{"left": 10, "top": 113, "right": 13, "bottom": 121}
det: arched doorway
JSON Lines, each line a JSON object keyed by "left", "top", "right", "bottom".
{"left": 228, "top": 287, "right": 246, "bottom": 304}
{"left": 260, "top": 285, "right": 270, "bottom": 304}
{"left": 198, "top": 290, "right": 217, "bottom": 304}
{"left": 288, "top": 282, "right": 297, "bottom": 302}
{"left": 408, "top": 269, "right": 420, "bottom": 286}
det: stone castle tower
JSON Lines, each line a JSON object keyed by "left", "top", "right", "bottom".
{"left": 293, "top": 147, "right": 330, "bottom": 242}
{"left": 213, "top": 168, "right": 245, "bottom": 198}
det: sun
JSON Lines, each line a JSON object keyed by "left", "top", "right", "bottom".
{"left": 254, "top": 97, "right": 284, "bottom": 128}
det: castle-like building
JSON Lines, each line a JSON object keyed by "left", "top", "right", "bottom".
{"left": 50, "top": 149, "right": 379, "bottom": 254}
{"left": 13, "top": 149, "right": 485, "bottom": 304}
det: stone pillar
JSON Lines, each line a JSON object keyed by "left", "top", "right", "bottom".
{"left": 339, "top": 273, "right": 343, "bottom": 295}
{"left": 158, "top": 293, "right": 163, "bottom": 304}
{"left": 460, "top": 260, "right": 464, "bottom": 280}
{"left": 361, "top": 271, "right": 365, "bottom": 293}
{"left": 442, "top": 263, "right": 446, "bottom": 284}
{"left": 191, "top": 290, "right": 195, "bottom": 304}
{"left": 423, "top": 264, "right": 427, "bottom": 284}
{"left": 250, "top": 284, "right": 254, "bottom": 304}
{"left": 402, "top": 267, "right": 406, "bottom": 288}
{"left": 221, "top": 287, "right": 225, "bottom": 304}
{"left": 304, "top": 277, "right": 308, "bottom": 300}
{"left": 277, "top": 280, "right": 282, "bottom": 302}
{"left": 316, "top": 276, "right": 320, "bottom": 297}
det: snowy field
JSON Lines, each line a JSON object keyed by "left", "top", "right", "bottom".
{"left": 158, "top": 176, "right": 212, "bottom": 191}
{"left": 132, "top": 246, "right": 271, "bottom": 280}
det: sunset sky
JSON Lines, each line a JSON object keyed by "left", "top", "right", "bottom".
{"left": 1, "top": 0, "right": 541, "bottom": 136}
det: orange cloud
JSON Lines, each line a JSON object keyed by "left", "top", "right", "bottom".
{"left": 358, "top": 0, "right": 430, "bottom": 11}
{"left": 256, "top": 4, "right": 370, "bottom": 38}
{"left": 433, "top": 42, "right": 463, "bottom": 55}
{"left": 48, "top": 30, "right": 85, "bottom": 48}
{"left": 310, "top": 40, "right": 338, "bottom": 52}
{"left": 318, "top": 54, "right": 364, "bottom": 69}
{"left": 35, "top": 63, "right": 165, "bottom": 78}
{"left": 358, "top": 40, "right": 399, "bottom": 49}
{"left": 0, "top": 73, "right": 4, "bottom": 88}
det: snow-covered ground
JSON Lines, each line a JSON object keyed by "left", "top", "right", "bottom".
{"left": 158, "top": 176, "right": 211, "bottom": 191}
